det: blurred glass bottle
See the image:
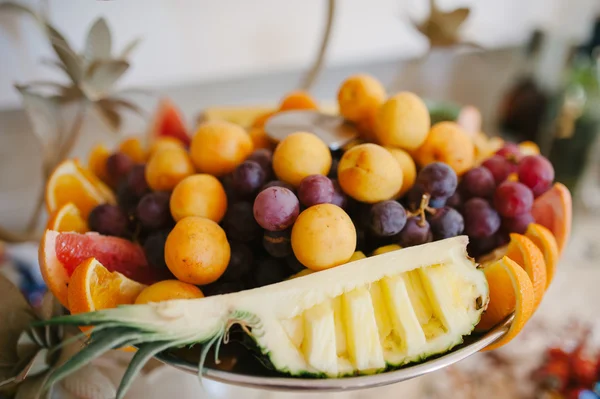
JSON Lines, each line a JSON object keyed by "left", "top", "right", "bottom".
{"left": 543, "top": 17, "right": 600, "bottom": 194}
{"left": 497, "top": 30, "right": 549, "bottom": 143}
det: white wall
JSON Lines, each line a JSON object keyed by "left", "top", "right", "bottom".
{"left": 0, "top": 0, "right": 598, "bottom": 110}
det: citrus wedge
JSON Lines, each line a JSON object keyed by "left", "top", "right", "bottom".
{"left": 531, "top": 183, "right": 572, "bottom": 254}
{"left": 524, "top": 223, "right": 559, "bottom": 288}
{"left": 46, "top": 159, "right": 115, "bottom": 218}
{"left": 149, "top": 98, "right": 190, "bottom": 145}
{"left": 68, "top": 258, "right": 146, "bottom": 316}
{"left": 46, "top": 203, "right": 89, "bottom": 233}
{"left": 505, "top": 233, "right": 547, "bottom": 309}
{"left": 39, "top": 230, "right": 165, "bottom": 308}
{"left": 88, "top": 144, "right": 111, "bottom": 184}
{"left": 477, "top": 256, "right": 535, "bottom": 351}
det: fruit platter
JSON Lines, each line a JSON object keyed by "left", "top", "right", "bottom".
{"left": 36, "top": 74, "right": 572, "bottom": 396}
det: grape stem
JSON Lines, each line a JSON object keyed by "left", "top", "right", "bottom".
{"left": 409, "top": 193, "right": 432, "bottom": 227}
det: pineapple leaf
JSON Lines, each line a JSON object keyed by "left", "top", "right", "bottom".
{"left": 0, "top": 1, "right": 37, "bottom": 17}
{"left": 120, "top": 37, "right": 141, "bottom": 59}
{"left": 84, "top": 18, "right": 111, "bottom": 62}
{"left": 95, "top": 100, "right": 122, "bottom": 132}
{"left": 103, "top": 97, "right": 146, "bottom": 116}
{"left": 85, "top": 60, "right": 129, "bottom": 97}
{"left": 116, "top": 341, "right": 177, "bottom": 399}
{"left": 14, "top": 86, "right": 62, "bottom": 154}
{"left": 45, "top": 328, "right": 141, "bottom": 389}
{"left": 49, "top": 37, "right": 83, "bottom": 84}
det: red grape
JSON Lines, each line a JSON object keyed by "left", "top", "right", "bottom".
{"left": 89, "top": 204, "right": 130, "bottom": 237}
{"left": 221, "top": 241, "right": 253, "bottom": 281}
{"left": 262, "top": 180, "right": 295, "bottom": 192}
{"left": 416, "top": 162, "right": 458, "bottom": 199}
{"left": 331, "top": 180, "right": 349, "bottom": 209}
{"left": 126, "top": 164, "right": 149, "bottom": 199}
{"left": 136, "top": 192, "right": 172, "bottom": 229}
{"left": 429, "top": 206, "right": 464, "bottom": 239}
{"left": 253, "top": 187, "right": 300, "bottom": 231}
{"left": 462, "top": 198, "right": 501, "bottom": 238}
{"left": 482, "top": 155, "right": 518, "bottom": 185}
{"left": 298, "top": 175, "right": 334, "bottom": 207}
{"left": 223, "top": 202, "right": 261, "bottom": 242}
{"left": 397, "top": 216, "right": 432, "bottom": 247}
{"left": 493, "top": 181, "right": 534, "bottom": 217}
{"left": 460, "top": 166, "right": 495, "bottom": 199}
{"left": 106, "top": 152, "right": 134, "bottom": 186}
{"left": 501, "top": 212, "right": 534, "bottom": 234}
{"left": 517, "top": 155, "right": 554, "bottom": 197}
{"left": 446, "top": 191, "right": 462, "bottom": 209}
{"left": 232, "top": 160, "right": 267, "bottom": 197}
{"left": 495, "top": 143, "right": 522, "bottom": 160}
{"left": 263, "top": 229, "right": 293, "bottom": 258}
{"left": 369, "top": 200, "right": 407, "bottom": 237}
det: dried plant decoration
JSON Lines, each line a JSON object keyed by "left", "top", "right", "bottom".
{"left": 0, "top": 2, "right": 148, "bottom": 243}
{"left": 410, "top": 0, "right": 472, "bottom": 49}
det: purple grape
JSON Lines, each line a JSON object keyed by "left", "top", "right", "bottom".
{"left": 204, "top": 281, "right": 245, "bottom": 296}
{"left": 126, "top": 164, "right": 149, "bottom": 198}
{"left": 247, "top": 149, "right": 273, "bottom": 178}
{"left": 462, "top": 198, "right": 501, "bottom": 238}
{"left": 285, "top": 255, "right": 305, "bottom": 273}
{"left": 446, "top": 191, "right": 462, "bottom": 209}
{"left": 232, "top": 160, "right": 267, "bottom": 197}
{"left": 263, "top": 229, "right": 292, "bottom": 258}
{"left": 254, "top": 257, "right": 291, "bottom": 287}
{"left": 297, "top": 175, "right": 334, "bottom": 207}
{"left": 493, "top": 181, "right": 534, "bottom": 218}
{"left": 405, "top": 184, "right": 426, "bottom": 212}
{"left": 429, "top": 197, "right": 447, "bottom": 208}
{"left": 501, "top": 213, "right": 534, "bottom": 234}
{"left": 429, "top": 206, "right": 464, "bottom": 240}
{"left": 416, "top": 162, "right": 458, "bottom": 199}
{"left": 143, "top": 230, "right": 170, "bottom": 271}
{"left": 88, "top": 204, "right": 130, "bottom": 237}
{"left": 223, "top": 202, "right": 262, "bottom": 242}
{"left": 262, "top": 180, "right": 295, "bottom": 192}
{"left": 460, "top": 166, "right": 495, "bottom": 199}
{"left": 136, "top": 192, "right": 172, "bottom": 229}
{"left": 221, "top": 174, "right": 238, "bottom": 204}
{"left": 328, "top": 158, "right": 339, "bottom": 179}
{"left": 397, "top": 216, "right": 432, "bottom": 247}
{"left": 369, "top": 200, "right": 407, "bottom": 237}
{"left": 356, "top": 228, "right": 367, "bottom": 251}
{"left": 253, "top": 187, "right": 300, "bottom": 231}
{"left": 467, "top": 235, "right": 498, "bottom": 258}
{"left": 106, "top": 153, "right": 134, "bottom": 186}
{"left": 221, "top": 241, "right": 253, "bottom": 281}
{"left": 331, "top": 180, "right": 349, "bottom": 209}
{"left": 116, "top": 181, "right": 139, "bottom": 213}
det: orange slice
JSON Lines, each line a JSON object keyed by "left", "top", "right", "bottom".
{"left": 45, "top": 159, "right": 116, "bottom": 218}
{"left": 505, "top": 233, "right": 547, "bottom": 309}
{"left": 68, "top": 258, "right": 146, "bottom": 316}
{"left": 531, "top": 183, "right": 572, "bottom": 254}
{"left": 524, "top": 223, "right": 559, "bottom": 288}
{"left": 88, "top": 144, "right": 111, "bottom": 183}
{"left": 119, "top": 137, "right": 147, "bottom": 163}
{"left": 477, "top": 256, "right": 535, "bottom": 351}
{"left": 46, "top": 203, "right": 89, "bottom": 233}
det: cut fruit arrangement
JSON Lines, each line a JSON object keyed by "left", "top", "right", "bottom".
{"left": 36, "top": 74, "right": 571, "bottom": 396}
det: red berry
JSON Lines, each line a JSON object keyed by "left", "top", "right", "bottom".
{"left": 518, "top": 155, "right": 554, "bottom": 197}
{"left": 482, "top": 155, "right": 518, "bottom": 185}
{"left": 493, "top": 181, "right": 534, "bottom": 218}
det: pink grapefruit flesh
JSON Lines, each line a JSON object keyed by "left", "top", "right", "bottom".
{"left": 150, "top": 98, "right": 190, "bottom": 145}
{"left": 531, "top": 183, "right": 572, "bottom": 254}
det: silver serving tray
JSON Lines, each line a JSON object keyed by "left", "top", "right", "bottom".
{"left": 155, "top": 315, "right": 512, "bottom": 392}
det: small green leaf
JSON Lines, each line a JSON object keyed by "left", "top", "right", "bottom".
{"left": 85, "top": 60, "right": 129, "bottom": 98}
{"left": 120, "top": 37, "right": 141, "bottom": 59}
{"left": 85, "top": 18, "right": 111, "bottom": 61}
{"left": 95, "top": 101, "right": 122, "bottom": 132}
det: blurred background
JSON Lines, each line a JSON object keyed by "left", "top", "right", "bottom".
{"left": 1, "top": 1, "right": 600, "bottom": 398}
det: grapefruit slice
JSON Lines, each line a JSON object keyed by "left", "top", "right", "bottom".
{"left": 149, "top": 98, "right": 190, "bottom": 146}
{"left": 40, "top": 230, "right": 166, "bottom": 307}
{"left": 531, "top": 183, "right": 572, "bottom": 254}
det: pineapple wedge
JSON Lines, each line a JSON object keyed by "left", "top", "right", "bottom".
{"left": 41, "top": 236, "right": 488, "bottom": 397}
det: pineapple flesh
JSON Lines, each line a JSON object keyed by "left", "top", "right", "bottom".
{"left": 43, "top": 237, "right": 489, "bottom": 384}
